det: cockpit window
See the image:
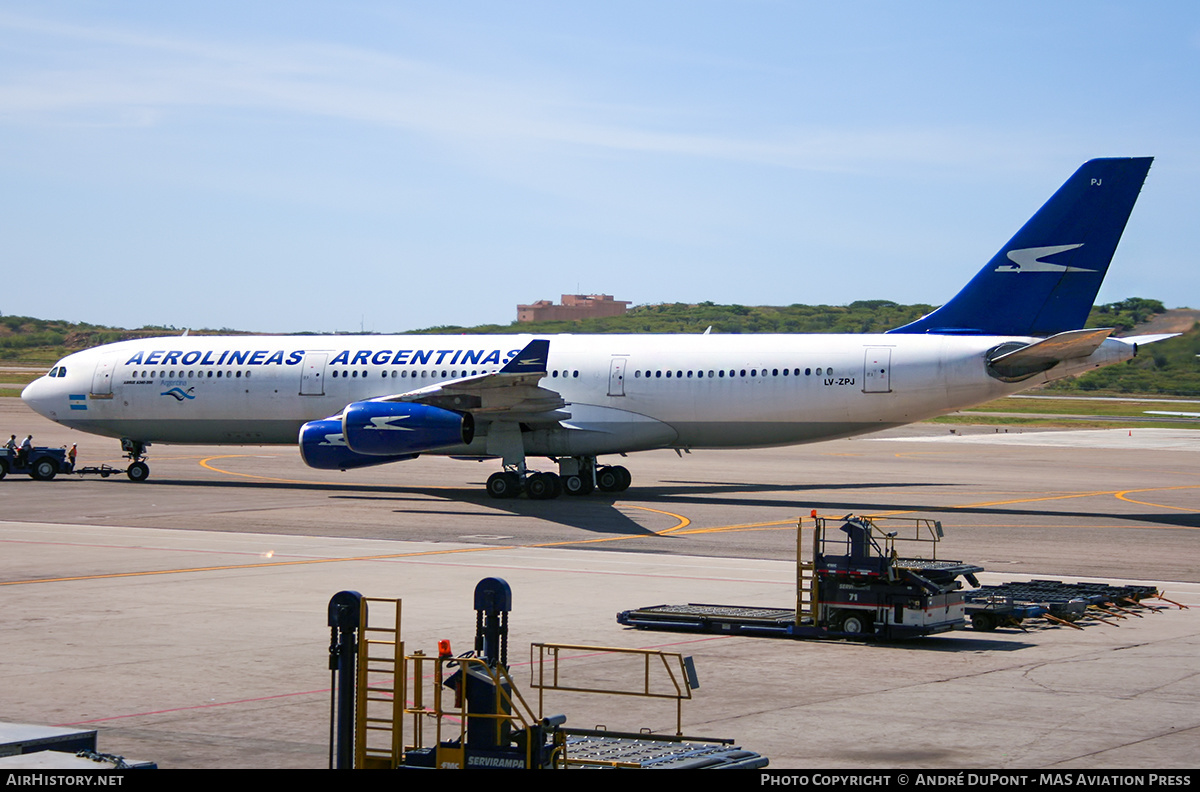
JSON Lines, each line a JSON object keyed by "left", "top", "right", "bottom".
{"left": 46, "top": 366, "right": 66, "bottom": 378}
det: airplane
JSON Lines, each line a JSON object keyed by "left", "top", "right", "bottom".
{"left": 21, "top": 157, "right": 1171, "bottom": 498}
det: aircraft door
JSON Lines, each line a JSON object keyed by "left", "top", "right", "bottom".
{"left": 608, "top": 357, "right": 627, "bottom": 397}
{"left": 300, "top": 352, "right": 328, "bottom": 396}
{"left": 863, "top": 347, "right": 892, "bottom": 393}
{"left": 90, "top": 354, "right": 117, "bottom": 396}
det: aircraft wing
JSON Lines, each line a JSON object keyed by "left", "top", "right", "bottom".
{"left": 376, "top": 339, "right": 566, "bottom": 423}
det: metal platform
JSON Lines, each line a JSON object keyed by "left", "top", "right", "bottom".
{"left": 562, "top": 731, "right": 769, "bottom": 769}
{"left": 963, "top": 580, "right": 1165, "bottom": 631}
{"left": 617, "top": 603, "right": 804, "bottom": 637}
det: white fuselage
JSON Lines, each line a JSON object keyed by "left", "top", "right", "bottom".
{"left": 21, "top": 332, "right": 1135, "bottom": 459}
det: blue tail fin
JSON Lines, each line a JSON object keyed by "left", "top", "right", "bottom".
{"left": 889, "top": 157, "right": 1153, "bottom": 336}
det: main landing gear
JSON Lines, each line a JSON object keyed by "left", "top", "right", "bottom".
{"left": 120, "top": 438, "right": 151, "bottom": 483}
{"left": 485, "top": 456, "right": 632, "bottom": 500}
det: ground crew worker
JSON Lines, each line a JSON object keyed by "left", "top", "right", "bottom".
{"left": 67, "top": 444, "right": 77, "bottom": 473}
{"left": 17, "top": 435, "right": 32, "bottom": 467}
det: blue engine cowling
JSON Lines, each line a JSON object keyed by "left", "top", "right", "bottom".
{"left": 342, "top": 401, "right": 475, "bottom": 456}
{"left": 299, "top": 418, "right": 419, "bottom": 470}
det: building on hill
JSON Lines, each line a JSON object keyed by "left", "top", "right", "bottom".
{"left": 517, "top": 294, "right": 630, "bottom": 323}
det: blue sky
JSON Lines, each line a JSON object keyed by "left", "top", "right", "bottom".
{"left": 2, "top": 2, "right": 1197, "bottom": 333}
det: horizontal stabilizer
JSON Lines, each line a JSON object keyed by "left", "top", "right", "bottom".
{"left": 987, "top": 328, "right": 1114, "bottom": 381}
{"left": 1120, "top": 333, "right": 1180, "bottom": 347}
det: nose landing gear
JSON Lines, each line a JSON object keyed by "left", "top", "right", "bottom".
{"left": 120, "top": 439, "right": 151, "bottom": 482}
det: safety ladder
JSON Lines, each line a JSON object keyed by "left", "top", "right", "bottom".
{"left": 796, "top": 518, "right": 819, "bottom": 627}
{"left": 354, "top": 597, "right": 405, "bottom": 769}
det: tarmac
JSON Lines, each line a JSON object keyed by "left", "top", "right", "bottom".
{"left": 1, "top": 398, "right": 1197, "bottom": 770}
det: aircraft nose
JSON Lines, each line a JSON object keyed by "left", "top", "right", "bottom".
{"left": 21, "top": 376, "right": 59, "bottom": 420}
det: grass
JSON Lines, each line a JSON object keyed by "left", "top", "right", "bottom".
{"left": 927, "top": 415, "right": 1196, "bottom": 430}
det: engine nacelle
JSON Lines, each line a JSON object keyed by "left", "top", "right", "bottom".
{"left": 342, "top": 401, "right": 474, "bottom": 456}
{"left": 299, "top": 418, "right": 418, "bottom": 470}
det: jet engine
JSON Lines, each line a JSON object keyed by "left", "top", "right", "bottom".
{"left": 298, "top": 418, "right": 419, "bottom": 470}
{"left": 341, "top": 401, "right": 475, "bottom": 456}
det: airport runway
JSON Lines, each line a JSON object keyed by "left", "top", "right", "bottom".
{"left": 1, "top": 398, "right": 1198, "bottom": 769}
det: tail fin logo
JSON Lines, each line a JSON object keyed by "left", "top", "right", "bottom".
{"left": 996, "top": 244, "right": 1091, "bottom": 273}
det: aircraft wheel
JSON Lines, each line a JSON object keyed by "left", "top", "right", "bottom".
{"left": 31, "top": 458, "right": 58, "bottom": 481}
{"left": 486, "top": 471, "right": 520, "bottom": 499}
{"left": 596, "top": 466, "right": 621, "bottom": 492}
{"left": 526, "top": 472, "right": 561, "bottom": 500}
{"left": 563, "top": 474, "right": 594, "bottom": 496}
{"left": 610, "top": 465, "right": 631, "bottom": 492}
{"left": 127, "top": 461, "right": 150, "bottom": 483}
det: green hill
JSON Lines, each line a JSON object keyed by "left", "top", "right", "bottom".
{"left": 413, "top": 299, "right": 936, "bottom": 336}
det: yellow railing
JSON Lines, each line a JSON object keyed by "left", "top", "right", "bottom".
{"left": 528, "top": 643, "right": 694, "bottom": 736}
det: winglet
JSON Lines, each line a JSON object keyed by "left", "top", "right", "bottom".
{"left": 500, "top": 339, "right": 550, "bottom": 374}
{"left": 890, "top": 157, "right": 1153, "bottom": 337}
